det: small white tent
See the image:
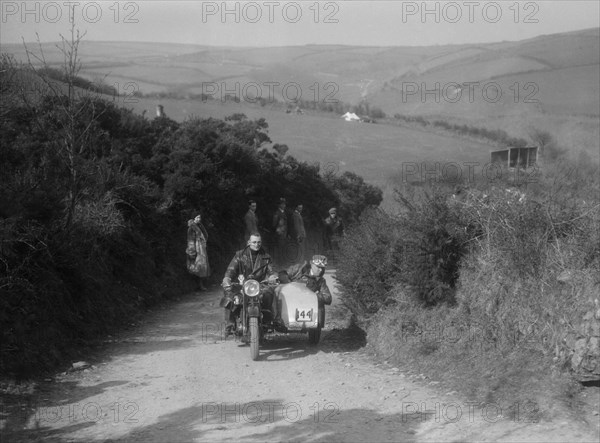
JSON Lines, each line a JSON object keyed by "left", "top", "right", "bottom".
{"left": 341, "top": 112, "right": 361, "bottom": 122}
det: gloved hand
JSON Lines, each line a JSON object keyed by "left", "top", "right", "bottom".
{"left": 267, "top": 274, "right": 279, "bottom": 285}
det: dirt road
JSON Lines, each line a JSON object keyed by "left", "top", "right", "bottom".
{"left": 3, "top": 271, "right": 598, "bottom": 442}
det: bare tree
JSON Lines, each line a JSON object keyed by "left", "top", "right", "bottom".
{"left": 19, "top": 9, "right": 107, "bottom": 229}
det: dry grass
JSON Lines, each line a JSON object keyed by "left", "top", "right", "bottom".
{"left": 356, "top": 156, "right": 600, "bottom": 419}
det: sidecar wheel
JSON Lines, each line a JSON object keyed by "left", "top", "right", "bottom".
{"left": 308, "top": 326, "right": 321, "bottom": 345}
{"left": 250, "top": 317, "right": 260, "bottom": 360}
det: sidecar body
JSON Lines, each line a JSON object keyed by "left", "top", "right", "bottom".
{"left": 275, "top": 282, "right": 320, "bottom": 332}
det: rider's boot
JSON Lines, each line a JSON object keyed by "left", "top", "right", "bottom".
{"left": 224, "top": 309, "right": 235, "bottom": 335}
{"left": 271, "top": 303, "right": 287, "bottom": 331}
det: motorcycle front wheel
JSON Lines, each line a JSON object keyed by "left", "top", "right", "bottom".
{"left": 249, "top": 317, "right": 260, "bottom": 360}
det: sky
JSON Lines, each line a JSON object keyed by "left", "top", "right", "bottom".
{"left": 1, "top": 0, "right": 599, "bottom": 47}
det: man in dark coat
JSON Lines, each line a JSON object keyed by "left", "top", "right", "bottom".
{"left": 244, "top": 200, "right": 259, "bottom": 241}
{"left": 220, "top": 233, "right": 279, "bottom": 334}
{"left": 323, "top": 207, "right": 344, "bottom": 251}
{"left": 272, "top": 197, "right": 288, "bottom": 265}
{"left": 291, "top": 203, "right": 306, "bottom": 262}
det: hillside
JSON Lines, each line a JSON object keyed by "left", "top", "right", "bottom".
{"left": 3, "top": 27, "right": 598, "bottom": 163}
{"left": 369, "top": 28, "right": 600, "bottom": 156}
{"left": 373, "top": 28, "right": 600, "bottom": 115}
{"left": 117, "top": 96, "right": 497, "bottom": 191}
{"left": 3, "top": 28, "right": 597, "bottom": 110}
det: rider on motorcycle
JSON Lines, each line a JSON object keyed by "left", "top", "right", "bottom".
{"left": 221, "top": 233, "right": 279, "bottom": 334}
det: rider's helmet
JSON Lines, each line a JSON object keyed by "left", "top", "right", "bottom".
{"left": 311, "top": 255, "right": 328, "bottom": 268}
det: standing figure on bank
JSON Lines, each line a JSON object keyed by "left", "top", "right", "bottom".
{"left": 186, "top": 214, "right": 210, "bottom": 291}
{"left": 244, "top": 199, "right": 259, "bottom": 241}
{"left": 323, "top": 207, "right": 345, "bottom": 252}
{"left": 220, "top": 233, "right": 279, "bottom": 334}
{"left": 272, "top": 197, "right": 288, "bottom": 265}
{"left": 292, "top": 203, "right": 306, "bottom": 263}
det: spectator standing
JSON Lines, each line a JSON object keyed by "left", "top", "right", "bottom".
{"left": 186, "top": 213, "right": 210, "bottom": 291}
{"left": 244, "top": 199, "right": 259, "bottom": 241}
{"left": 323, "top": 207, "right": 345, "bottom": 254}
{"left": 272, "top": 197, "right": 288, "bottom": 266}
{"left": 292, "top": 203, "right": 307, "bottom": 262}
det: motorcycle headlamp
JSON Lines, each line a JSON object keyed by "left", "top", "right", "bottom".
{"left": 243, "top": 279, "right": 260, "bottom": 297}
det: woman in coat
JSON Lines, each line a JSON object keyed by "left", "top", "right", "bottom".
{"left": 187, "top": 214, "right": 210, "bottom": 291}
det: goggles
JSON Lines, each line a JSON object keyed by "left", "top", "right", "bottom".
{"left": 311, "top": 255, "right": 328, "bottom": 268}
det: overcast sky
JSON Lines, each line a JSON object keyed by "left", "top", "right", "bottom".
{"left": 1, "top": 1, "right": 598, "bottom": 47}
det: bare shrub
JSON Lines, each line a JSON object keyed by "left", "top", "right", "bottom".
{"left": 72, "top": 192, "right": 126, "bottom": 237}
{"left": 336, "top": 182, "right": 469, "bottom": 316}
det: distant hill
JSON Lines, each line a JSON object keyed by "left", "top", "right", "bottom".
{"left": 4, "top": 28, "right": 596, "bottom": 110}
{"left": 371, "top": 28, "right": 599, "bottom": 116}
{"left": 2, "top": 27, "right": 598, "bottom": 161}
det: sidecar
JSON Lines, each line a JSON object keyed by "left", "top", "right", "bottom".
{"left": 275, "top": 282, "right": 323, "bottom": 344}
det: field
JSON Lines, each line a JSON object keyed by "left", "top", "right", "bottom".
{"left": 2, "top": 26, "right": 598, "bottom": 186}
{"left": 124, "top": 95, "right": 494, "bottom": 191}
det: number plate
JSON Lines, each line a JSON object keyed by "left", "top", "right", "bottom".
{"left": 295, "top": 308, "right": 313, "bottom": 322}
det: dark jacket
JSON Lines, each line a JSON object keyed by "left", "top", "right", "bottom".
{"left": 324, "top": 215, "right": 344, "bottom": 237}
{"left": 285, "top": 262, "right": 332, "bottom": 305}
{"left": 244, "top": 209, "right": 259, "bottom": 240}
{"left": 272, "top": 209, "right": 288, "bottom": 237}
{"left": 291, "top": 210, "right": 306, "bottom": 241}
{"left": 222, "top": 246, "right": 276, "bottom": 290}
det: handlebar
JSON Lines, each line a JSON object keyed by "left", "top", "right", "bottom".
{"left": 225, "top": 277, "right": 279, "bottom": 292}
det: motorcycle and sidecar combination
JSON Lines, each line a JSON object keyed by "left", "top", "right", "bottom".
{"left": 228, "top": 277, "right": 326, "bottom": 360}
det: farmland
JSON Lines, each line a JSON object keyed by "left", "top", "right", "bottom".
{"left": 122, "top": 95, "right": 494, "bottom": 191}
{"left": 2, "top": 26, "right": 598, "bottom": 188}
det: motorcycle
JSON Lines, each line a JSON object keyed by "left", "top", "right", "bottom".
{"left": 229, "top": 275, "right": 324, "bottom": 361}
